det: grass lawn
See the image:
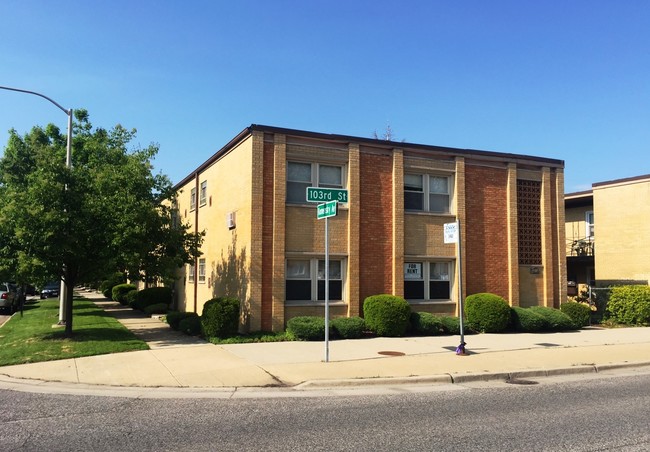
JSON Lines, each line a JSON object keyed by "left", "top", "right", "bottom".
{"left": 0, "top": 297, "right": 149, "bottom": 366}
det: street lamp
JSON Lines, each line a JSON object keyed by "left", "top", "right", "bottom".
{"left": 0, "top": 85, "right": 72, "bottom": 324}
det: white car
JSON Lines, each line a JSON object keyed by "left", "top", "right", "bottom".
{"left": 0, "top": 282, "right": 20, "bottom": 313}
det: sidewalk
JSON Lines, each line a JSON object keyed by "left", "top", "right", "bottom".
{"left": 2, "top": 290, "right": 650, "bottom": 395}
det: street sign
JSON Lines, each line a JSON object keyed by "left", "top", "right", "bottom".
{"left": 317, "top": 201, "right": 338, "bottom": 219}
{"left": 306, "top": 187, "right": 348, "bottom": 203}
{"left": 444, "top": 222, "right": 459, "bottom": 244}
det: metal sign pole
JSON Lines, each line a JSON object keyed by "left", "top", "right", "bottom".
{"left": 324, "top": 215, "right": 330, "bottom": 362}
{"left": 456, "top": 220, "right": 467, "bottom": 355}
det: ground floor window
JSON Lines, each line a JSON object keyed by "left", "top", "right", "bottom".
{"left": 404, "top": 261, "right": 452, "bottom": 300}
{"left": 286, "top": 258, "right": 344, "bottom": 302}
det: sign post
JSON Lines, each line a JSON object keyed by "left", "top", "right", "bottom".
{"left": 308, "top": 187, "right": 347, "bottom": 362}
{"left": 444, "top": 221, "right": 467, "bottom": 355}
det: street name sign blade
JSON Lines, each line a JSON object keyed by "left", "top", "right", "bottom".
{"left": 306, "top": 187, "right": 348, "bottom": 203}
{"left": 317, "top": 200, "right": 338, "bottom": 219}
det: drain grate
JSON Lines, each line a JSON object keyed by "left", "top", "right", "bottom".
{"left": 378, "top": 350, "right": 405, "bottom": 357}
{"left": 506, "top": 378, "right": 539, "bottom": 385}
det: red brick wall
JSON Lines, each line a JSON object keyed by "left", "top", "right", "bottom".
{"left": 261, "top": 141, "right": 274, "bottom": 330}
{"left": 465, "top": 165, "right": 510, "bottom": 299}
{"left": 359, "top": 152, "right": 393, "bottom": 302}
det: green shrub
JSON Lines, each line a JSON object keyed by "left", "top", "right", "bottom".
{"left": 606, "top": 285, "right": 650, "bottom": 325}
{"left": 363, "top": 294, "right": 411, "bottom": 337}
{"left": 100, "top": 273, "right": 126, "bottom": 298}
{"left": 144, "top": 303, "right": 169, "bottom": 315}
{"left": 201, "top": 297, "right": 240, "bottom": 339}
{"left": 166, "top": 311, "right": 199, "bottom": 331}
{"left": 132, "top": 287, "right": 173, "bottom": 311}
{"left": 178, "top": 315, "right": 202, "bottom": 336}
{"left": 410, "top": 312, "right": 445, "bottom": 336}
{"left": 510, "top": 307, "right": 546, "bottom": 332}
{"left": 528, "top": 306, "right": 577, "bottom": 331}
{"left": 439, "top": 316, "right": 461, "bottom": 335}
{"left": 112, "top": 284, "right": 137, "bottom": 305}
{"left": 286, "top": 316, "right": 327, "bottom": 341}
{"left": 125, "top": 289, "right": 139, "bottom": 308}
{"left": 331, "top": 316, "right": 366, "bottom": 339}
{"left": 465, "top": 293, "right": 511, "bottom": 333}
{"left": 560, "top": 301, "right": 591, "bottom": 328}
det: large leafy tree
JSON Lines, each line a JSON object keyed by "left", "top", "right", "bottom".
{"left": 0, "top": 110, "right": 202, "bottom": 336}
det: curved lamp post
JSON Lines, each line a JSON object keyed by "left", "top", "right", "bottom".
{"left": 0, "top": 85, "right": 72, "bottom": 324}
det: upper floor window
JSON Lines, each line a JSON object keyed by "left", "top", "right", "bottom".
{"left": 198, "top": 258, "right": 206, "bottom": 283}
{"left": 404, "top": 174, "right": 451, "bottom": 213}
{"left": 190, "top": 187, "right": 197, "bottom": 211}
{"left": 188, "top": 262, "right": 195, "bottom": 283}
{"left": 200, "top": 181, "right": 207, "bottom": 207}
{"left": 287, "top": 162, "right": 344, "bottom": 204}
{"left": 585, "top": 211, "right": 594, "bottom": 237}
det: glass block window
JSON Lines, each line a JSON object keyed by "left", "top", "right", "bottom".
{"left": 517, "top": 179, "right": 542, "bottom": 265}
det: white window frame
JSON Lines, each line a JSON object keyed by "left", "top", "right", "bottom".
{"left": 200, "top": 181, "right": 207, "bottom": 207}
{"left": 286, "top": 161, "right": 346, "bottom": 204}
{"left": 188, "top": 262, "right": 195, "bottom": 283}
{"left": 190, "top": 187, "right": 197, "bottom": 211}
{"left": 403, "top": 260, "right": 454, "bottom": 301}
{"left": 285, "top": 258, "right": 346, "bottom": 302}
{"left": 198, "top": 258, "right": 206, "bottom": 283}
{"left": 404, "top": 173, "right": 452, "bottom": 214}
{"left": 585, "top": 210, "right": 594, "bottom": 238}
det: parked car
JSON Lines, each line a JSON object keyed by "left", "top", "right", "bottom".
{"left": 40, "top": 282, "right": 60, "bottom": 299}
{"left": 0, "top": 282, "right": 20, "bottom": 313}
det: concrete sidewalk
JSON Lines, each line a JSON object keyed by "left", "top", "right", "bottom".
{"left": 2, "top": 290, "right": 650, "bottom": 394}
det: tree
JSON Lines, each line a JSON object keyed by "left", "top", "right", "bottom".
{"left": 0, "top": 110, "right": 203, "bottom": 336}
{"left": 372, "top": 123, "right": 405, "bottom": 142}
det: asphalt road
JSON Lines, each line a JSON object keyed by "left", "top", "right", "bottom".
{"left": 1, "top": 372, "right": 649, "bottom": 451}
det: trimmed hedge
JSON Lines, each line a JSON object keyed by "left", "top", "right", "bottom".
{"left": 439, "top": 315, "right": 461, "bottom": 335}
{"left": 363, "top": 294, "right": 411, "bottom": 337}
{"left": 410, "top": 312, "right": 445, "bottom": 336}
{"left": 528, "top": 306, "right": 577, "bottom": 331}
{"left": 179, "top": 315, "right": 202, "bottom": 336}
{"left": 560, "top": 301, "right": 591, "bottom": 328}
{"left": 331, "top": 316, "right": 365, "bottom": 339}
{"left": 132, "top": 287, "right": 173, "bottom": 312}
{"left": 112, "top": 284, "right": 137, "bottom": 305}
{"left": 286, "top": 316, "right": 326, "bottom": 341}
{"left": 201, "top": 297, "right": 240, "bottom": 339}
{"left": 125, "top": 289, "right": 139, "bottom": 308}
{"left": 166, "top": 311, "right": 199, "bottom": 331}
{"left": 100, "top": 273, "right": 126, "bottom": 299}
{"left": 144, "top": 303, "right": 169, "bottom": 315}
{"left": 510, "top": 307, "right": 546, "bottom": 332}
{"left": 465, "top": 293, "right": 511, "bottom": 333}
{"left": 606, "top": 285, "right": 650, "bottom": 325}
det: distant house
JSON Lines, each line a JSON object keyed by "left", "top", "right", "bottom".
{"left": 565, "top": 174, "right": 650, "bottom": 294}
{"left": 174, "top": 125, "right": 566, "bottom": 332}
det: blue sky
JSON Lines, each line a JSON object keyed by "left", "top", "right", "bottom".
{"left": 1, "top": 0, "right": 648, "bottom": 193}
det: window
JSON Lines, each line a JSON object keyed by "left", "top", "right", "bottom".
{"left": 404, "top": 174, "right": 451, "bottom": 213}
{"left": 200, "top": 181, "right": 207, "bottom": 207}
{"left": 287, "top": 162, "right": 344, "bottom": 204}
{"left": 190, "top": 187, "right": 197, "bottom": 211}
{"left": 188, "top": 262, "right": 195, "bottom": 283}
{"left": 404, "top": 261, "right": 452, "bottom": 300}
{"left": 585, "top": 211, "right": 594, "bottom": 237}
{"left": 286, "top": 258, "right": 344, "bottom": 301}
{"left": 198, "top": 258, "right": 206, "bottom": 283}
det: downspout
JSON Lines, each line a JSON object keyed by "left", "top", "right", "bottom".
{"left": 194, "top": 173, "right": 200, "bottom": 313}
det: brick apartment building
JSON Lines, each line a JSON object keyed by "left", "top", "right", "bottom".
{"left": 174, "top": 125, "right": 566, "bottom": 332}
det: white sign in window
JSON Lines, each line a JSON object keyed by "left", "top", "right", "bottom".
{"left": 404, "top": 262, "right": 422, "bottom": 280}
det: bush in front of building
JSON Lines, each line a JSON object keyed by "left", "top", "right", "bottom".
{"left": 131, "top": 287, "right": 173, "bottom": 312}
{"left": 286, "top": 316, "right": 326, "bottom": 341}
{"left": 510, "top": 306, "right": 546, "bottom": 332}
{"left": 100, "top": 272, "right": 126, "bottom": 298}
{"left": 527, "top": 306, "right": 577, "bottom": 331}
{"left": 409, "top": 312, "right": 445, "bottom": 336}
{"left": 438, "top": 315, "right": 461, "bottom": 335}
{"left": 179, "top": 315, "right": 202, "bottom": 336}
{"left": 465, "top": 293, "right": 511, "bottom": 333}
{"left": 144, "top": 303, "right": 169, "bottom": 316}
{"left": 560, "top": 301, "right": 591, "bottom": 328}
{"left": 331, "top": 316, "right": 366, "bottom": 339}
{"left": 125, "top": 289, "right": 139, "bottom": 307}
{"left": 201, "top": 297, "right": 240, "bottom": 339}
{"left": 112, "top": 284, "right": 137, "bottom": 305}
{"left": 363, "top": 294, "right": 411, "bottom": 337}
{"left": 166, "top": 311, "right": 199, "bottom": 331}
{"left": 606, "top": 285, "right": 650, "bottom": 325}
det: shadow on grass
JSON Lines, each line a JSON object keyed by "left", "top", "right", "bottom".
{"left": 40, "top": 327, "right": 144, "bottom": 343}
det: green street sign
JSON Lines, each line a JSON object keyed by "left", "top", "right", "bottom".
{"left": 317, "top": 200, "right": 338, "bottom": 219}
{"left": 306, "top": 187, "right": 348, "bottom": 203}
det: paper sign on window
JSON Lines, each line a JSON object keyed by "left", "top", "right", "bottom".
{"left": 404, "top": 263, "right": 422, "bottom": 280}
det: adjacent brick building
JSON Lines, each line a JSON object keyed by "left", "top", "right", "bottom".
{"left": 174, "top": 125, "right": 566, "bottom": 331}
